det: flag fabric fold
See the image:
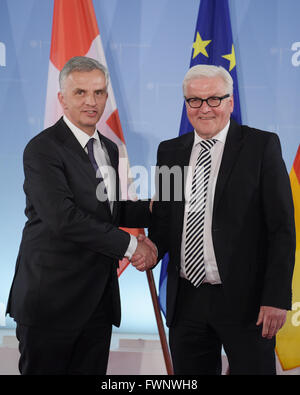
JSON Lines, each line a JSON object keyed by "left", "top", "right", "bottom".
{"left": 44, "top": 0, "right": 141, "bottom": 276}
{"left": 158, "top": 0, "right": 242, "bottom": 317}
{"left": 276, "top": 145, "right": 300, "bottom": 370}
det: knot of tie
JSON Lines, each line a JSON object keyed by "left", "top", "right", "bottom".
{"left": 86, "top": 138, "right": 95, "bottom": 152}
{"left": 200, "top": 139, "right": 217, "bottom": 151}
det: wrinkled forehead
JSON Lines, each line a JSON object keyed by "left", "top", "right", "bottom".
{"left": 184, "top": 76, "right": 228, "bottom": 96}
{"left": 61, "top": 69, "right": 107, "bottom": 92}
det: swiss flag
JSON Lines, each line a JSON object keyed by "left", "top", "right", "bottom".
{"left": 44, "top": 0, "right": 143, "bottom": 276}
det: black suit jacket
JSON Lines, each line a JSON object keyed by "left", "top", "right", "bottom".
{"left": 149, "top": 119, "right": 296, "bottom": 327}
{"left": 6, "top": 117, "right": 150, "bottom": 329}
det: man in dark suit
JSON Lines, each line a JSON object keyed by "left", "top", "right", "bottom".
{"left": 6, "top": 56, "right": 156, "bottom": 375}
{"left": 146, "top": 65, "right": 296, "bottom": 375}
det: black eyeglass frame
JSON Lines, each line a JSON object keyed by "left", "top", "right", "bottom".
{"left": 185, "top": 94, "right": 231, "bottom": 108}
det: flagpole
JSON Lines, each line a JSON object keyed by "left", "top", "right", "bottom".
{"left": 146, "top": 270, "right": 173, "bottom": 375}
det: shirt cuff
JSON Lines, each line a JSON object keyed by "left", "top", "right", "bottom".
{"left": 124, "top": 235, "right": 138, "bottom": 260}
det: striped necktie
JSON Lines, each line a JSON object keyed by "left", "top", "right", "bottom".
{"left": 184, "top": 139, "right": 217, "bottom": 287}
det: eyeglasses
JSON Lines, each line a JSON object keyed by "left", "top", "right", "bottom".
{"left": 185, "top": 94, "right": 230, "bottom": 109}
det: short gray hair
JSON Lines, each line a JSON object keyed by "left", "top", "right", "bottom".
{"left": 59, "top": 56, "right": 109, "bottom": 91}
{"left": 183, "top": 65, "right": 233, "bottom": 95}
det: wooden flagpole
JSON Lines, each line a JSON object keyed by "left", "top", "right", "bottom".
{"left": 146, "top": 270, "right": 173, "bottom": 375}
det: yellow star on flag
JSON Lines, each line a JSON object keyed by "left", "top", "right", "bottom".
{"left": 222, "top": 44, "right": 236, "bottom": 71}
{"left": 192, "top": 32, "right": 211, "bottom": 59}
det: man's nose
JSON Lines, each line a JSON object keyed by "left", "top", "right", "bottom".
{"left": 200, "top": 100, "right": 211, "bottom": 112}
{"left": 85, "top": 93, "right": 96, "bottom": 105}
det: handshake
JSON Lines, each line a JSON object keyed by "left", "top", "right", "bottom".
{"left": 131, "top": 234, "right": 158, "bottom": 272}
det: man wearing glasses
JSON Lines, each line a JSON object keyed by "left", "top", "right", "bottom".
{"left": 148, "top": 65, "right": 295, "bottom": 374}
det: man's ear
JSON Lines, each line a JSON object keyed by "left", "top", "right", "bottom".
{"left": 58, "top": 91, "right": 66, "bottom": 110}
{"left": 230, "top": 94, "right": 234, "bottom": 114}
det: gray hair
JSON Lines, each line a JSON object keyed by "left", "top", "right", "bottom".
{"left": 183, "top": 65, "right": 233, "bottom": 95}
{"left": 59, "top": 56, "right": 109, "bottom": 91}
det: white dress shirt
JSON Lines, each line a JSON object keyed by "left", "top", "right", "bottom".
{"left": 180, "top": 121, "right": 230, "bottom": 284}
{"left": 63, "top": 115, "right": 137, "bottom": 259}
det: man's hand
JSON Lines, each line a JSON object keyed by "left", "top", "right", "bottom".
{"left": 256, "top": 306, "right": 287, "bottom": 339}
{"left": 131, "top": 234, "right": 157, "bottom": 272}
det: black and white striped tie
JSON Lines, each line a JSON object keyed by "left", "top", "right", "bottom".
{"left": 184, "top": 139, "right": 217, "bottom": 287}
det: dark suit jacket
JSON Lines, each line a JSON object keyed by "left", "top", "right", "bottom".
{"left": 6, "top": 117, "right": 150, "bottom": 329}
{"left": 149, "top": 119, "right": 296, "bottom": 327}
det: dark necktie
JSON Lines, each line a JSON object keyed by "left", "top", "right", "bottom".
{"left": 184, "top": 139, "right": 217, "bottom": 287}
{"left": 86, "top": 138, "right": 99, "bottom": 173}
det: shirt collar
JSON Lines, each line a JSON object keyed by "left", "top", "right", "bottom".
{"left": 193, "top": 120, "right": 230, "bottom": 147}
{"left": 63, "top": 115, "right": 99, "bottom": 149}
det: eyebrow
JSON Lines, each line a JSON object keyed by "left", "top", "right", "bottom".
{"left": 73, "top": 88, "right": 106, "bottom": 93}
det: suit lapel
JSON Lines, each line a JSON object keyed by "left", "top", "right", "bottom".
{"left": 178, "top": 132, "right": 195, "bottom": 203}
{"left": 173, "top": 132, "right": 195, "bottom": 246}
{"left": 213, "top": 119, "right": 244, "bottom": 212}
{"left": 99, "top": 132, "right": 119, "bottom": 177}
{"left": 54, "top": 118, "right": 112, "bottom": 215}
{"left": 54, "top": 118, "right": 98, "bottom": 184}
{"left": 98, "top": 132, "right": 120, "bottom": 221}
{"left": 177, "top": 132, "right": 195, "bottom": 167}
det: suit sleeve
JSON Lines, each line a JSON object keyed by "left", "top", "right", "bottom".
{"left": 260, "top": 134, "right": 296, "bottom": 309}
{"left": 23, "top": 138, "right": 130, "bottom": 260}
{"left": 118, "top": 199, "right": 151, "bottom": 228}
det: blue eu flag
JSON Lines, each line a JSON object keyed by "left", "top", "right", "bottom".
{"left": 158, "top": 0, "right": 242, "bottom": 317}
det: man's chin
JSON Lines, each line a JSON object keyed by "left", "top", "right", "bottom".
{"left": 195, "top": 128, "right": 217, "bottom": 139}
